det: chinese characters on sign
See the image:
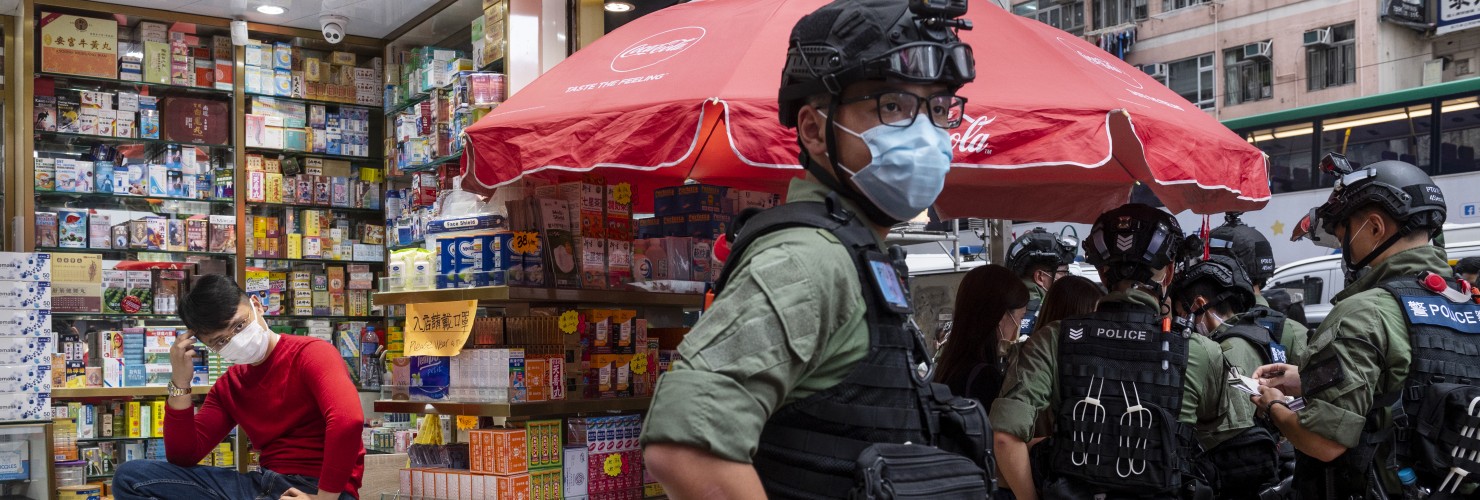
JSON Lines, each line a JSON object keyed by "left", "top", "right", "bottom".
{"left": 1440, "top": 0, "right": 1480, "bottom": 34}
{"left": 39, "top": 13, "right": 120, "bottom": 79}
{"left": 405, "top": 300, "right": 479, "bottom": 356}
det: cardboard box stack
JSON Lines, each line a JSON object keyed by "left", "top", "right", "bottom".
{"left": 568, "top": 415, "right": 644, "bottom": 499}
{"left": 0, "top": 253, "right": 52, "bottom": 423}
{"left": 244, "top": 41, "right": 382, "bottom": 106}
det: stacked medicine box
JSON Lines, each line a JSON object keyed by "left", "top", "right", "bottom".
{"left": 0, "top": 253, "right": 53, "bottom": 422}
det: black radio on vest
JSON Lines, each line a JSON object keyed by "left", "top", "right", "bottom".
{"left": 716, "top": 195, "right": 995, "bottom": 499}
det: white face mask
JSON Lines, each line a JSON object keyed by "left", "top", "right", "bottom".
{"left": 216, "top": 304, "right": 274, "bottom": 365}
{"left": 1193, "top": 310, "right": 1225, "bottom": 336}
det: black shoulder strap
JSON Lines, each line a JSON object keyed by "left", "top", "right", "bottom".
{"left": 714, "top": 194, "right": 871, "bottom": 295}
{"left": 1242, "top": 306, "right": 1288, "bottom": 346}
{"left": 1212, "top": 322, "right": 1276, "bottom": 366}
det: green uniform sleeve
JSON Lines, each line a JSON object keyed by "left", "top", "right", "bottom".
{"left": 1282, "top": 318, "right": 1312, "bottom": 367}
{"left": 1296, "top": 291, "right": 1411, "bottom": 449}
{"left": 1202, "top": 335, "right": 1263, "bottom": 448}
{"left": 1184, "top": 334, "right": 1238, "bottom": 450}
{"left": 640, "top": 229, "right": 865, "bottom": 463}
{"left": 991, "top": 322, "right": 1060, "bottom": 442}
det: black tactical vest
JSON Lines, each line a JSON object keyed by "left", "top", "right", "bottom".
{"left": 1212, "top": 321, "right": 1282, "bottom": 367}
{"left": 1295, "top": 274, "right": 1480, "bottom": 499}
{"left": 712, "top": 197, "right": 944, "bottom": 499}
{"left": 1049, "top": 301, "right": 1197, "bottom": 495}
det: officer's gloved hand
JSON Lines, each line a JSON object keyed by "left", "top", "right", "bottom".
{"left": 1254, "top": 363, "right": 1302, "bottom": 396}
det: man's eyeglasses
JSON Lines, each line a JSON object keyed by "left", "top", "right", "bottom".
{"left": 840, "top": 91, "right": 967, "bottom": 129}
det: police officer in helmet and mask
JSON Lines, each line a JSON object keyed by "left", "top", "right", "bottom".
{"left": 1169, "top": 256, "right": 1289, "bottom": 500}
{"left": 643, "top": 1, "right": 994, "bottom": 498}
{"left": 1006, "top": 227, "right": 1080, "bottom": 336}
{"left": 1252, "top": 154, "right": 1480, "bottom": 498}
{"left": 993, "top": 203, "right": 1232, "bottom": 500}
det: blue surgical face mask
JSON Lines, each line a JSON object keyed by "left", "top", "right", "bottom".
{"left": 821, "top": 111, "right": 953, "bottom": 222}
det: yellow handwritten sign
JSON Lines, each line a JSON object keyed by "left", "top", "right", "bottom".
{"left": 559, "top": 310, "right": 580, "bottom": 335}
{"left": 512, "top": 231, "right": 541, "bottom": 254}
{"left": 612, "top": 183, "right": 633, "bottom": 206}
{"left": 404, "top": 300, "right": 478, "bottom": 356}
{"left": 604, "top": 453, "right": 624, "bottom": 477}
{"left": 630, "top": 355, "right": 648, "bottom": 375}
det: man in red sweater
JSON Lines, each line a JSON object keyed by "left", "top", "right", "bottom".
{"left": 114, "top": 274, "right": 366, "bottom": 500}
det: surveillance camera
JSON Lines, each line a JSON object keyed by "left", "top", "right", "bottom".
{"left": 320, "top": 15, "right": 348, "bottom": 44}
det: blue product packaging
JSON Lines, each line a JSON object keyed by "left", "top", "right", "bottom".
{"left": 410, "top": 356, "right": 449, "bottom": 400}
{"left": 94, "top": 161, "right": 115, "bottom": 194}
{"left": 435, "top": 237, "right": 463, "bottom": 289}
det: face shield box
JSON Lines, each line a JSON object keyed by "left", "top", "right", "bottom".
{"left": 0, "top": 253, "right": 51, "bottom": 282}
{"left": 0, "top": 310, "right": 50, "bottom": 337}
{"left": 0, "top": 337, "right": 53, "bottom": 365}
{"left": 0, "top": 364, "right": 52, "bottom": 393}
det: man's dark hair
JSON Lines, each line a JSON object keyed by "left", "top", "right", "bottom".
{"left": 179, "top": 274, "right": 248, "bottom": 334}
{"left": 1020, "top": 259, "right": 1062, "bottom": 280}
{"left": 1457, "top": 257, "right": 1480, "bottom": 276}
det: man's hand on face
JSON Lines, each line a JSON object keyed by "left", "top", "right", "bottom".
{"left": 280, "top": 487, "right": 339, "bottom": 500}
{"left": 170, "top": 331, "right": 198, "bottom": 388}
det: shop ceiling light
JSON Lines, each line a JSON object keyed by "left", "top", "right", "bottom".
{"left": 257, "top": 4, "right": 286, "bottom": 14}
{"left": 605, "top": 2, "right": 635, "bottom": 12}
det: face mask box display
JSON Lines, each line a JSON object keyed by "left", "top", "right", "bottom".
{"left": 0, "top": 282, "right": 50, "bottom": 310}
{"left": 0, "top": 364, "right": 52, "bottom": 393}
{"left": 0, "top": 311, "right": 49, "bottom": 338}
{"left": 0, "top": 254, "right": 50, "bottom": 283}
{"left": 0, "top": 337, "right": 53, "bottom": 365}
{"left": 0, "top": 393, "right": 50, "bottom": 422}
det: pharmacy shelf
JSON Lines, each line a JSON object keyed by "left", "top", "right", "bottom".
{"left": 53, "top": 386, "right": 214, "bottom": 399}
{"left": 35, "top": 191, "right": 234, "bottom": 206}
{"left": 246, "top": 256, "right": 385, "bottom": 265}
{"left": 51, "top": 313, "right": 181, "bottom": 320}
{"left": 263, "top": 315, "right": 383, "bottom": 321}
{"left": 35, "top": 130, "right": 232, "bottom": 150}
{"left": 372, "top": 286, "right": 705, "bottom": 308}
{"left": 399, "top": 152, "right": 461, "bottom": 174}
{"left": 38, "top": 72, "right": 233, "bottom": 98}
{"left": 246, "top": 92, "right": 375, "bottom": 111}
{"left": 382, "top": 94, "right": 430, "bottom": 117}
{"left": 386, "top": 241, "right": 426, "bottom": 252}
{"left": 245, "top": 146, "right": 375, "bottom": 164}
{"left": 372, "top": 397, "right": 652, "bottom": 417}
{"left": 38, "top": 246, "right": 235, "bottom": 258}
{"left": 248, "top": 202, "right": 382, "bottom": 216}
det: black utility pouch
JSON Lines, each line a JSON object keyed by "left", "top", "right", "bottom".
{"left": 928, "top": 384, "right": 997, "bottom": 480}
{"left": 852, "top": 442, "right": 992, "bottom": 499}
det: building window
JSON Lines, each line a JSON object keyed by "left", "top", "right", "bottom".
{"left": 1162, "top": 0, "right": 1206, "bottom": 12}
{"left": 1306, "top": 23, "right": 1356, "bottom": 91}
{"left": 1013, "top": 0, "right": 1085, "bottom": 34}
{"left": 1096, "top": 0, "right": 1147, "bottom": 30}
{"left": 1225, "top": 42, "right": 1273, "bottom": 106}
{"left": 1160, "top": 54, "right": 1215, "bottom": 110}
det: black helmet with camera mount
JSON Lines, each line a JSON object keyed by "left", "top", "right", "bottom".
{"left": 1209, "top": 212, "right": 1276, "bottom": 286}
{"left": 1006, "top": 227, "right": 1079, "bottom": 277}
{"left": 1314, "top": 153, "right": 1446, "bottom": 238}
{"left": 1086, "top": 204, "right": 1190, "bottom": 290}
{"left": 1169, "top": 254, "right": 1256, "bottom": 315}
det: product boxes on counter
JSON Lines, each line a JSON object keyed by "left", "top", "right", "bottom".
{"left": 469, "top": 428, "right": 527, "bottom": 475}
{"left": 0, "top": 282, "right": 50, "bottom": 310}
{"left": 0, "top": 254, "right": 51, "bottom": 282}
{"left": 0, "top": 337, "right": 52, "bottom": 365}
{"left": 0, "top": 392, "right": 50, "bottom": 422}
{"left": 50, "top": 253, "right": 102, "bottom": 314}
{"left": 0, "top": 364, "right": 52, "bottom": 393}
{"left": 0, "top": 311, "right": 50, "bottom": 338}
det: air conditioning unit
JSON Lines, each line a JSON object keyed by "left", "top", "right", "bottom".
{"left": 1141, "top": 63, "right": 1168, "bottom": 79}
{"left": 1243, "top": 41, "right": 1272, "bottom": 60}
{"left": 1303, "top": 28, "right": 1332, "bottom": 47}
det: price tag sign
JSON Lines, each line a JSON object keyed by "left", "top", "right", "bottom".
{"left": 630, "top": 355, "right": 648, "bottom": 375}
{"left": 456, "top": 415, "right": 479, "bottom": 430}
{"left": 604, "top": 453, "right": 624, "bottom": 477}
{"left": 559, "top": 310, "right": 580, "bottom": 335}
{"left": 612, "top": 183, "right": 633, "bottom": 206}
{"left": 404, "top": 300, "right": 478, "bottom": 356}
{"left": 512, "top": 231, "right": 541, "bottom": 254}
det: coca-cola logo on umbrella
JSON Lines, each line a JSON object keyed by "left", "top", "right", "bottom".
{"left": 611, "top": 26, "right": 707, "bottom": 73}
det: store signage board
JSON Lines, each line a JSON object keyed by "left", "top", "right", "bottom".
{"left": 405, "top": 300, "right": 478, "bottom": 357}
{"left": 1385, "top": 0, "right": 1426, "bottom": 25}
{"left": 1439, "top": 0, "right": 1480, "bottom": 35}
{"left": 40, "top": 13, "right": 119, "bottom": 79}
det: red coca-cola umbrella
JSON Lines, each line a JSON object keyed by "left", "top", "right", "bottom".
{"left": 460, "top": 0, "right": 1269, "bottom": 221}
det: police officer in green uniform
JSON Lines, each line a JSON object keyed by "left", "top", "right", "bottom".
{"left": 993, "top": 204, "right": 1232, "bottom": 500}
{"left": 1006, "top": 227, "right": 1080, "bottom": 336}
{"left": 1209, "top": 214, "right": 1311, "bottom": 344}
{"left": 1251, "top": 155, "right": 1480, "bottom": 498}
{"left": 642, "top": 1, "right": 990, "bottom": 498}
{"left": 1169, "top": 255, "right": 1297, "bottom": 499}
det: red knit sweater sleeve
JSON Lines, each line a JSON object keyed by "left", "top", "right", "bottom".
{"left": 163, "top": 388, "right": 237, "bottom": 467}
{"left": 301, "top": 340, "right": 365, "bottom": 494}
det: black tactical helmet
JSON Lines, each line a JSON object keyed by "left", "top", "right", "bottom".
{"left": 1169, "top": 255, "right": 1256, "bottom": 314}
{"left": 1006, "top": 227, "right": 1079, "bottom": 277}
{"left": 777, "top": 0, "right": 976, "bottom": 127}
{"left": 1086, "top": 204, "right": 1187, "bottom": 287}
{"left": 1314, "top": 154, "right": 1447, "bottom": 238}
{"left": 1209, "top": 212, "right": 1276, "bottom": 286}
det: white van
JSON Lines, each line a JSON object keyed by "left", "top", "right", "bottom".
{"left": 1267, "top": 237, "right": 1480, "bottom": 328}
